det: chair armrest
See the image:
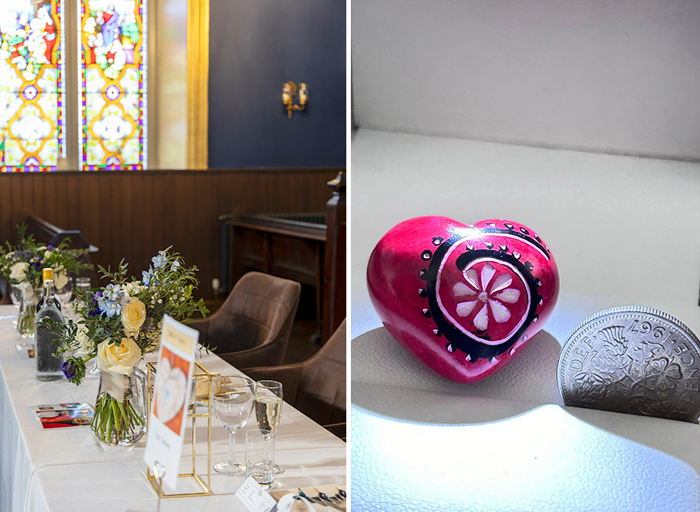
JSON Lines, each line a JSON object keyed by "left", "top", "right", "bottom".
{"left": 322, "top": 422, "right": 346, "bottom": 441}
{"left": 218, "top": 340, "right": 285, "bottom": 370}
{"left": 242, "top": 362, "right": 304, "bottom": 406}
{"left": 186, "top": 318, "right": 209, "bottom": 346}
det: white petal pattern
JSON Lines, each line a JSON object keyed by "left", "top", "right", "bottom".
{"left": 473, "top": 304, "right": 489, "bottom": 331}
{"left": 456, "top": 300, "right": 478, "bottom": 317}
{"left": 490, "top": 274, "right": 512, "bottom": 293}
{"left": 495, "top": 288, "right": 520, "bottom": 304}
{"left": 453, "top": 264, "right": 525, "bottom": 333}
{"left": 465, "top": 268, "right": 479, "bottom": 289}
{"left": 453, "top": 282, "right": 477, "bottom": 297}
{"left": 489, "top": 299, "right": 511, "bottom": 323}
{"left": 481, "top": 264, "right": 495, "bottom": 290}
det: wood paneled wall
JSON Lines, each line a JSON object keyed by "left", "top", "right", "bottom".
{"left": 0, "top": 169, "right": 341, "bottom": 300}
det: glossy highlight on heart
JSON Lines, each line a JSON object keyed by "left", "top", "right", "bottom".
{"left": 367, "top": 216, "right": 560, "bottom": 382}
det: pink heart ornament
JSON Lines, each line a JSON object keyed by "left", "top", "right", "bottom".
{"left": 367, "top": 216, "right": 560, "bottom": 383}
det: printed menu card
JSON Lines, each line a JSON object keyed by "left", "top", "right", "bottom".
{"left": 144, "top": 315, "right": 198, "bottom": 491}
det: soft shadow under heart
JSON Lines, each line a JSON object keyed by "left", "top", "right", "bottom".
{"left": 351, "top": 327, "right": 700, "bottom": 473}
{"left": 351, "top": 326, "right": 562, "bottom": 424}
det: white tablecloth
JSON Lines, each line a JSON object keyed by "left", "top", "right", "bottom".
{"left": 0, "top": 305, "right": 346, "bottom": 512}
{"left": 351, "top": 129, "right": 700, "bottom": 512}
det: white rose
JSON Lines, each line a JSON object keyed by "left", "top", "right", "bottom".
{"left": 54, "top": 272, "right": 68, "bottom": 290}
{"left": 9, "top": 262, "right": 29, "bottom": 282}
{"left": 96, "top": 338, "right": 142, "bottom": 375}
{"left": 121, "top": 297, "right": 147, "bottom": 336}
{"left": 124, "top": 281, "right": 144, "bottom": 297}
{"left": 44, "top": 250, "right": 52, "bottom": 260}
{"left": 51, "top": 265, "right": 67, "bottom": 289}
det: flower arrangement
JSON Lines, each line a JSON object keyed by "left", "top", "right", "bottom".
{"left": 50, "top": 247, "right": 208, "bottom": 383}
{"left": 0, "top": 224, "right": 92, "bottom": 293}
{"left": 0, "top": 224, "right": 92, "bottom": 336}
{"left": 43, "top": 247, "right": 208, "bottom": 446}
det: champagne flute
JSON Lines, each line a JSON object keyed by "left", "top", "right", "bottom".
{"left": 212, "top": 375, "right": 255, "bottom": 476}
{"left": 255, "top": 380, "right": 284, "bottom": 474}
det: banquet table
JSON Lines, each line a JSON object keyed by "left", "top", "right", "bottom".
{"left": 0, "top": 305, "right": 346, "bottom": 512}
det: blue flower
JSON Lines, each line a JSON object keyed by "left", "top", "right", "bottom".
{"left": 99, "top": 300, "right": 121, "bottom": 318}
{"left": 61, "top": 362, "right": 76, "bottom": 379}
{"left": 103, "top": 284, "right": 121, "bottom": 301}
{"left": 142, "top": 267, "right": 154, "bottom": 286}
{"left": 97, "top": 288, "right": 121, "bottom": 317}
{"left": 152, "top": 252, "right": 167, "bottom": 269}
{"left": 46, "top": 245, "right": 54, "bottom": 251}
{"left": 171, "top": 260, "right": 180, "bottom": 272}
{"left": 88, "top": 292, "right": 103, "bottom": 317}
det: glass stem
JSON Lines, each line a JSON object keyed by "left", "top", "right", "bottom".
{"left": 228, "top": 429, "right": 236, "bottom": 465}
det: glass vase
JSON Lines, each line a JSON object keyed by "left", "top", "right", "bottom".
{"left": 91, "top": 366, "right": 148, "bottom": 447}
{"left": 17, "top": 287, "right": 42, "bottom": 338}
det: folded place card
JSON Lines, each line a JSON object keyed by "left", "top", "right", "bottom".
{"left": 236, "top": 476, "right": 278, "bottom": 512}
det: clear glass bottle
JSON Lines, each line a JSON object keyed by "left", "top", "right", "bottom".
{"left": 35, "top": 268, "right": 65, "bottom": 381}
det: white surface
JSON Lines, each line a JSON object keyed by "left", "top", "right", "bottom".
{"left": 352, "top": 0, "right": 700, "bottom": 161}
{"left": 352, "top": 405, "right": 700, "bottom": 512}
{"left": 351, "top": 129, "right": 700, "bottom": 511}
{"left": 0, "top": 306, "right": 345, "bottom": 512}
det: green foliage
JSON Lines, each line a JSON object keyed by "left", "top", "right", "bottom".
{"left": 41, "top": 247, "right": 209, "bottom": 386}
{"left": 0, "top": 223, "right": 92, "bottom": 288}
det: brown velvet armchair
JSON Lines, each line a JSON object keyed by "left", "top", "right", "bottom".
{"left": 245, "top": 319, "right": 346, "bottom": 439}
{"left": 189, "top": 272, "right": 301, "bottom": 369}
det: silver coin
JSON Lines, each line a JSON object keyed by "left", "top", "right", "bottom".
{"left": 558, "top": 306, "right": 700, "bottom": 423}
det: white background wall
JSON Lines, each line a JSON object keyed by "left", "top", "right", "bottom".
{"left": 352, "top": 0, "right": 700, "bottom": 161}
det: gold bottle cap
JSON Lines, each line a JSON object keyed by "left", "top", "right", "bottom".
{"left": 43, "top": 268, "right": 54, "bottom": 282}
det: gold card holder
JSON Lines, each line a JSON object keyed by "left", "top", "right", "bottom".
{"left": 146, "top": 361, "right": 214, "bottom": 498}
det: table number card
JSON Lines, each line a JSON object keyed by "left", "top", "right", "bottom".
{"left": 236, "top": 476, "right": 279, "bottom": 512}
{"left": 144, "top": 315, "right": 198, "bottom": 491}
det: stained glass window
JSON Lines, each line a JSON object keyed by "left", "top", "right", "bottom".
{"left": 0, "top": 0, "right": 65, "bottom": 172}
{"left": 79, "top": 0, "right": 147, "bottom": 170}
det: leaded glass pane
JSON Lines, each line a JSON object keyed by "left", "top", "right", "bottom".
{"left": 79, "top": 0, "right": 147, "bottom": 171}
{"left": 0, "top": 0, "right": 65, "bottom": 172}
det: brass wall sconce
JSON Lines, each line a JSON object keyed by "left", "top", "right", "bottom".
{"left": 282, "top": 81, "right": 308, "bottom": 118}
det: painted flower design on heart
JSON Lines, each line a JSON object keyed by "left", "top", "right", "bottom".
{"left": 452, "top": 263, "right": 521, "bottom": 331}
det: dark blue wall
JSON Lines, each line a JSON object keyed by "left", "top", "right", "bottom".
{"left": 208, "top": 0, "right": 346, "bottom": 168}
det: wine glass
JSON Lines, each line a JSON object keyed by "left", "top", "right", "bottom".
{"left": 75, "top": 277, "right": 91, "bottom": 293}
{"left": 212, "top": 375, "right": 255, "bottom": 476}
{"left": 56, "top": 276, "right": 74, "bottom": 305}
{"left": 255, "top": 380, "right": 284, "bottom": 474}
{"left": 9, "top": 285, "right": 22, "bottom": 327}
